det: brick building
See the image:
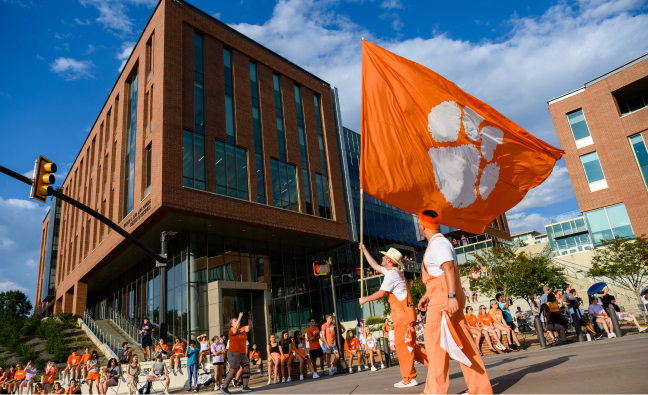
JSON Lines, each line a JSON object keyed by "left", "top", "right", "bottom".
{"left": 548, "top": 52, "right": 648, "bottom": 245}
{"left": 34, "top": 0, "right": 510, "bottom": 353}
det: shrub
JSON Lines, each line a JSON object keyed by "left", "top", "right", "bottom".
{"left": 20, "top": 313, "right": 43, "bottom": 337}
{"left": 57, "top": 312, "right": 77, "bottom": 329}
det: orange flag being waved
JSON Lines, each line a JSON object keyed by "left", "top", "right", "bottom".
{"left": 360, "top": 41, "right": 564, "bottom": 234}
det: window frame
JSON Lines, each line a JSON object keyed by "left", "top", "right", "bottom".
{"left": 629, "top": 133, "right": 648, "bottom": 192}
{"left": 579, "top": 151, "right": 607, "bottom": 192}
{"left": 566, "top": 109, "right": 593, "bottom": 149}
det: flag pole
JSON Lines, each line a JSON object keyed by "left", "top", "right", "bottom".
{"left": 360, "top": 188, "right": 365, "bottom": 307}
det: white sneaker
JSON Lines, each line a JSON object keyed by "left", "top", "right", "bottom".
{"left": 328, "top": 368, "right": 333, "bottom": 376}
{"left": 282, "top": 377, "right": 286, "bottom": 383}
{"left": 274, "top": 378, "right": 278, "bottom": 384}
{"left": 312, "top": 373, "right": 320, "bottom": 379}
{"left": 394, "top": 378, "right": 418, "bottom": 388}
{"left": 262, "top": 373, "right": 267, "bottom": 377}
{"left": 371, "top": 366, "right": 377, "bottom": 371}
{"left": 287, "top": 377, "right": 291, "bottom": 383}
{"left": 299, "top": 374, "right": 304, "bottom": 380}
{"left": 639, "top": 326, "right": 647, "bottom": 332}
{"left": 349, "top": 368, "right": 354, "bottom": 374}
{"left": 268, "top": 378, "right": 272, "bottom": 385}
{"left": 164, "top": 390, "right": 170, "bottom": 395}
{"left": 381, "top": 364, "right": 385, "bottom": 369}
{"left": 607, "top": 333, "right": 614, "bottom": 338}
{"left": 257, "top": 369, "right": 261, "bottom": 373}
{"left": 612, "top": 332, "right": 617, "bottom": 338}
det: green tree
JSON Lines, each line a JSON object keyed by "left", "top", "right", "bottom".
{"left": 0, "top": 290, "right": 32, "bottom": 320}
{"left": 460, "top": 244, "right": 566, "bottom": 305}
{"left": 588, "top": 235, "right": 648, "bottom": 323}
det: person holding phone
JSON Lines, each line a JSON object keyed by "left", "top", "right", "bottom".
{"left": 220, "top": 312, "right": 253, "bottom": 394}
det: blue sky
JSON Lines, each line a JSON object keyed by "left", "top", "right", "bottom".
{"left": 1, "top": 0, "right": 647, "bottom": 302}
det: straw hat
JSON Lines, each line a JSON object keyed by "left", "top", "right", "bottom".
{"left": 379, "top": 248, "right": 403, "bottom": 266}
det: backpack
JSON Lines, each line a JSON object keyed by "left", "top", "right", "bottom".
{"left": 197, "top": 374, "right": 213, "bottom": 386}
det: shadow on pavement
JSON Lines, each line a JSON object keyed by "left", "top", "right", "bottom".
{"left": 481, "top": 354, "right": 575, "bottom": 394}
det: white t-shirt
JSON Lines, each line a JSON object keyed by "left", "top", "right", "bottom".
{"left": 363, "top": 334, "right": 376, "bottom": 349}
{"left": 423, "top": 235, "right": 457, "bottom": 277}
{"left": 379, "top": 267, "right": 407, "bottom": 301}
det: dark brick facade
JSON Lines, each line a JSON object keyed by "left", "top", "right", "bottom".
{"left": 35, "top": 0, "right": 349, "bottom": 316}
{"left": 548, "top": 54, "right": 648, "bottom": 237}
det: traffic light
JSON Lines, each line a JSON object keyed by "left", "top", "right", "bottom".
{"left": 313, "top": 260, "right": 330, "bottom": 276}
{"left": 31, "top": 156, "right": 56, "bottom": 203}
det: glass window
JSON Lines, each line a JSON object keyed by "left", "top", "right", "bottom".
{"left": 552, "top": 224, "right": 563, "bottom": 237}
{"left": 606, "top": 204, "right": 634, "bottom": 240}
{"left": 194, "top": 34, "right": 203, "bottom": 75}
{"left": 630, "top": 134, "right": 648, "bottom": 189}
{"left": 294, "top": 85, "right": 313, "bottom": 215}
{"left": 585, "top": 208, "right": 614, "bottom": 245}
{"left": 250, "top": 62, "right": 265, "bottom": 204}
{"left": 567, "top": 110, "right": 591, "bottom": 141}
{"left": 273, "top": 74, "right": 286, "bottom": 161}
{"left": 223, "top": 49, "right": 235, "bottom": 143}
{"left": 575, "top": 218, "right": 587, "bottom": 232}
{"left": 145, "top": 145, "right": 151, "bottom": 195}
{"left": 271, "top": 159, "right": 299, "bottom": 212}
{"left": 215, "top": 140, "right": 249, "bottom": 200}
{"left": 123, "top": 70, "right": 138, "bottom": 217}
{"left": 580, "top": 152, "right": 605, "bottom": 183}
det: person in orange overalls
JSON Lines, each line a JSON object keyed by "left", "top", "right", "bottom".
{"left": 416, "top": 209, "right": 492, "bottom": 395}
{"left": 359, "top": 245, "right": 428, "bottom": 388}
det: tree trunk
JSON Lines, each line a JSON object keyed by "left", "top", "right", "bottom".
{"left": 634, "top": 289, "right": 648, "bottom": 325}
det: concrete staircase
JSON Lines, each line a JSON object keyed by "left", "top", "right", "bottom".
{"left": 95, "top": 319, "right": 145, "bottom": 358}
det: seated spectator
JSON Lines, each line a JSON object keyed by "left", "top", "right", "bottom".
{"left": 62, "top": 348, "right": 81, "bottom": 385}
{"left": 415, "top": 323, "right": 425, "bottom": 344}
{"left": 51, "top": 382, "right": 66, "bottom": 395}
{"left": 291, "top": 330, "right": 319, "bottom": 380}
{"left": 197, "top": 334, "right": 210, "bottom": 370}
{"left": 515, "top": 307, "right": 526, "bottom": 321}
{"left": 562, "top": 283, "right": 578, "bottom": 304}
{"left": 489, "top": 300, "right": 520, "bottom": 351}
{"left": 361, "top": 326, "right": 385, "bottom": 370}
{"left": 559, "top": 306, "right": 572, "bottom": 328}
{"left": 144, "top": 354, "right": 171, "bottom": 395}
{"left": 80, "top": 347, "right": 91, "bottom": 384}
{"left": 471, "top": 290, "right": 477, "bottom": 303}
{"left": 118, "top": 342, "right": 133, "bottom": 365}
{"left": 98, "top": 358, "right": 121, "bottom": 395}
{"left": 569, "top": 300, "right": 598, "bottom": 338}
{"left": 607, "top": 297, "right": 647, "bottom": 332}
{"left": 540, "top": 303, "right": 569, "bottom": 345}
{"left": 169, "top": 337, "right": 186, "bottom": 372}
{"left": 477, "top": 306, "right": 505, "bottom": 351}
{"left": 588, "top": 297, "right": 616, "bottom": 338}
{"left": 344, "top": 330, "right": 364, "bottom": 373}
{"left": 249, "top": 344, "right": 264, "bottom": 375}
{"left": 85, "top": 350, "right": 101, "bottom": 395}
{"left": 67, "top": 378, "right": 82, "bottom": 395}
{"left": 0, "top": 365, "right": 15, "bottom": 394}
{"left": 124, "top": 355, "right": 141, "bottom": 395}
{"left": 155, "top": 338, "right": 170, "bottom": 360}
{"left": 465, "top": 306, "right": 495, "bottom": 354}
{"left": 12, "top": 364, "right": 26, "bottom": 395}
{"left": 32, "top": 383, "right": 45, "bottom": 395}
{"left": 266, "top": 334, "right": 283, "bottom": 385}
{"left": 42, "top": 361, "right": 58, "bottom": 393}
{"left": 572, "top": 289, "right": 583, "bottom": 304}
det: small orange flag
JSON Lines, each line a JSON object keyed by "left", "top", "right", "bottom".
{"left": 360, "top": 41, "right": 564, "bottom": 233}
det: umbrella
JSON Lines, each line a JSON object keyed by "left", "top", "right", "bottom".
{"left": 588, "top": 282, "right": 607, "bottom": 296}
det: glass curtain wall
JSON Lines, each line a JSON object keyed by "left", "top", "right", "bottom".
{"left": 294, "top": 85, "right": 313, "bottom": 215}
{"left": 250, "top": 63, "right": 266, "bottom": 204}
{"left": 183, "top": 33, "right": 206, "bottom": 190}
{"left": 584, "top": 203, "right": 634, "bottom": 246}
{"left": 314, "top": 96, "right": 332, "bottom": 219}
{"left": 123, "top": 70, "right": 138, "bottom": 217}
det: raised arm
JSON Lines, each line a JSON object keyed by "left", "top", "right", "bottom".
{"left": 359, "top": 244, "right": 382, "bottom": 273}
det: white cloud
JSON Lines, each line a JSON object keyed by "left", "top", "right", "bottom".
{"left": 509, "top": 165, "right": 575, "bottom": 213}
{"left": 86, "top": 43, "right": 96, "bottom": 55}
{"left": 0, "top": 281, "right": 28, "bottom": 293}
{"left": 78, "top": 0, "right": 157, "bottom": 35}
{"left": 507, "top": 212, "right": 550, "bottom": 233}
{"left": 211, "top": 12, "right": 221, "bottom": 19}
{"left": 116, "top": 41, "right": 135, "bottom": 71}
{"left": 74, "top": 17, "right": 91, "bottom": 25}
{"left": 229, "top": 0, "right": 648, "bottom": 147}
{"left": 50, "top": 57, "right": 95, "bottom": 81}
{"left": 380, "top": 0, "right": 403, "bottom": 10}
{"left": 0, "top": 197, "right": 50, "bottom": 302}
{"left": 36, "top": 55, "right": 45, "bottom": 60}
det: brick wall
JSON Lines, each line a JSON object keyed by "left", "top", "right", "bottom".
{"left": 548, "top": 56, "right": 648, "bottom": 237}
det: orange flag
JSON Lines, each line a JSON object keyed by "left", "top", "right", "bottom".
{"left": 360, "top": 41, "right": 564, "bottom": 233}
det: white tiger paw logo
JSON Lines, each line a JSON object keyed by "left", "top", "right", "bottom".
{"left": 427, "top": 101, "right": 503, "bottom": 208}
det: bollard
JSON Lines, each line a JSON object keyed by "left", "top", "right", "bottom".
{"left": 571, "top": 313, "right": 585, "bottom": 342}
{"left": 608, "top": 307, "right": 622, "bottom": 337}
{"left": 534, "top": 317, "right": 546, "bottom": 348}
{"left": 380, "top": 337, "right": 391, "bottom": 368}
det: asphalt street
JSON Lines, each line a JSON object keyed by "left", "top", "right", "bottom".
{"left": 248, "top": 333, "right": 648, "bottom": 394}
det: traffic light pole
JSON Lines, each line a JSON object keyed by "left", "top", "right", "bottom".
{"left": 0, "top": 163, "right": 167, "bottom": 265}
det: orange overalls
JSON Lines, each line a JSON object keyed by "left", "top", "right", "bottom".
{"left": 422, "top": 234, "right": 492, "bottom": 395}
{"left": 387, "top": 269, "right": 429, "bottom": 383}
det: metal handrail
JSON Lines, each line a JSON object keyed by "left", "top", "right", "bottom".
{"left": 108, "top": 308, "right": 158, "bottom": 345}
{"left": 83, "top": 310, "right": 120, "bottom": 355}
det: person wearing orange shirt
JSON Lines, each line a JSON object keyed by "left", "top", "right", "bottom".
{"left": 155, "top": 339, "right": 170, "bottom": 360}
{"left": 477, "top": 306, "right": 505, "bottom": 351}
{"left": 42, "top": 361, "right": 59, "bottom": 393}
{"left": 79, "top": 347, "right": 91, "bottom": 384}
{"left": 343, "top": 330, "right": 363, "bottom": 374}
{"left": 320, "top": 315, "right": 340, "bottom": 376}
{"left": 489, "top": 300, "right": 520, "bottom": 350}
{"left": 307, "top": 317, "right": 325, "bottom": 375}
{"left": 465, "top": 306, "right": 495, "bottom": 354}
{"left": 10, "top": 364, "right": 25, "bottom": 395}
{"left": 220, "top": 312, "right": 252, "bottom": 394}
{"left": 248, "top": 344, "right": 264, "bottom": 376}
{"left": 359, "top": 245, "right": 429, "bottom": 388}
{"left": 62, "top": 349, "right": 81, "bottom": 386}
{"left": 416, "top": 210, "right": 492, "bottom": 394}
{"left": 169, "top": 337, "right": 185, "bottom": 373}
